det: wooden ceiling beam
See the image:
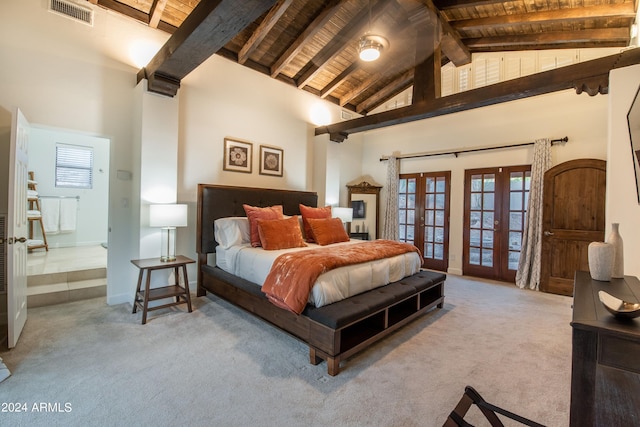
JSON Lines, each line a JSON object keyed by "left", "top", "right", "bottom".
{"left": 356, "top": 69, "right": 414, "bottom": 114}
{"left": 321, "top": 63, "right": 360, "bottom": 99}
{"left": 218, "top": 47, "right": 351, "bottom": 110}
{"left": 238, "top": 0, "right": 294, "bottom": 65}
{"left": 315, "top": 48, "right": 640, "bottom": 141}
{"left": 412, "top": 26, "right": 441, "bottom": 104}
{"left": 464, "top": 28, "right": 631, "bottom": 49}
{"left": 270, "top": 0, "right": 344, "bottom": 78}
{"left": 139, "top": 0, "right": 277, "bottom": 96}
{"left": 416, "top": 0, "right": 471, "bottom": 66}
{"left": 295, "top": 0, "right": 391, "bottom": 89}
{"left": 451, "top": 4, "right": 637, "bottom": 31}
{"left": 432, "top": 0, "right": 505, "bottom": 10}
{"left": 340, "top": 73, "right": 381, "bottom": 107}
{"left": 149, "top": 0, "right": 168, "bottom": 28}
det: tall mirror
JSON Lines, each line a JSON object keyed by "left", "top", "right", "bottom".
{"left": 347, "top": 179, "right": 382, "bottom": 240}
{"left": 628, "top": 83, "right": 640, "bottom": 204}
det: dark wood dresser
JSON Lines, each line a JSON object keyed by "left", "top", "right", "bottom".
{"left": 570, "top": 270, "right": 640, "bottom": 426}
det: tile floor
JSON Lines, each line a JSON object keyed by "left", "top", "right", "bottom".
{"left": 27, "top": 245, "right": 108, "bottom": 307}
{"left": 27, "top": 244, "right": 107, "bottom": 276}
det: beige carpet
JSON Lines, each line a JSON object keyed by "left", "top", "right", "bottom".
{"left": 0, "top": 274, "right": 573, "bottom": 426}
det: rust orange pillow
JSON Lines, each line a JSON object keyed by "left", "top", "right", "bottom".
{"left": 243, "top": 204, "right": 284, "bottom": 247}
{"left": 299, "top": 204, "right": 331, "bottom": 243}
{"left": 307, "top": 217, "right": 350, "bottom": 246}
{"left": 257, "top": 216, "right": 307, "bottom": 250}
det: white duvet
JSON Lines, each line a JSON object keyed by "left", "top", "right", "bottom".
{"left": 215, "top": 239, "right": 421, "bottom": 308}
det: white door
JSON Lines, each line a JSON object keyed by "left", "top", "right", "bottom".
{"left": 7, "top": 108, "right": 29, "bottom": 348}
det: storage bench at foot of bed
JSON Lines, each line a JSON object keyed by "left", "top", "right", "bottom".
{"left": 304, "top": 270, "right": 445, "bottom": 375}
{"left": 199, "top": 265, "right": 445, "bottom": 376}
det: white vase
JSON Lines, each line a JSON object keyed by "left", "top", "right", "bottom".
{"left": 607, "top": 223, "right": 624, "bottom": 278}
{"left": 588, "top": 242, "right": 614, "bottom": 281}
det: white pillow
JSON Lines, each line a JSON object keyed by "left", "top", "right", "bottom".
{"left": 214, "top": 217, "right": 250, "bottom": 249}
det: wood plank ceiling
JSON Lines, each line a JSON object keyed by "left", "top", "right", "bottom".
{"left": 90, "top": 0, "right": 637, "bottom": 109}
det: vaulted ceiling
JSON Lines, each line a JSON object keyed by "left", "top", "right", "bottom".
{"left": 89, "top": 0, "right": 638, "bottom": 116}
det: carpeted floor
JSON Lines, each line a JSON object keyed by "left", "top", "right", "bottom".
{"left": 0, "top": 274, "right": 573, "bottom": 426}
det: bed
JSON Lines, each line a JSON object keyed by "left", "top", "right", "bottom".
{"left": 196, "top": 184, "right": 446, "bottom": 375}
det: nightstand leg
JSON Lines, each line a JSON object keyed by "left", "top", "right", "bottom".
{"left": 132, "top": 269, "right": 144, "bottom": 314}
{"left": 142, "top": 269, "right": 151, "bottom": 325}
{"left": 182, "top": 264, "right": 193, "bottom": 313}
{"left": 174, "top": 266, "right": 180, "bottom": 303}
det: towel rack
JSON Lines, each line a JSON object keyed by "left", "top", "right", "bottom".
{"left": 39, "top": 195, "right": 80, "bottom": 200}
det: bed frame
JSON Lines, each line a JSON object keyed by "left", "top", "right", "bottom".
{"left": 196, "top": 184, "right": 446, "bottom": 375}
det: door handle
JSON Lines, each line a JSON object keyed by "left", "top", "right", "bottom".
{"left": 8, "top": 237, "right": 27, "bottom": 244}
{"left": 544, "top": 231, "right": 554, "bottom": 236}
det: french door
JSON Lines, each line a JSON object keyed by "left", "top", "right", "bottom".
{"left": 463, "top": 166, "right": 531, "bottom": 282}
{"left": 398, "top": 172, "right": 450, "bottom": 271}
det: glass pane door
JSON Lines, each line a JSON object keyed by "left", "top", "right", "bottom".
{"left": 503, "top": 168, "right": 531, "bottom": 281}
{"left": 398, "top": 176, "right": 416, "bottom": 245}
{"left": 463, "top": 166, "right": 530, "bottom": 282}
{"left": 399, "top": 172, "right": 450, "bottom": 271}
{"left": 422, "top": 172, "right": 450, "bottom": 271}
{"left": 467, "top": 172, "right": 497, "bottom": 270}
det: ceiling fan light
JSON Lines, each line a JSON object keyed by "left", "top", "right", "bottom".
{"left": 359, "top": 46, "right": 381, "bottom": 61}
{"left": 358, "top": 35, "right": 387, "bottom": 62}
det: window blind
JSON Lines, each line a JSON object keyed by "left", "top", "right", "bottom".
{"left": 56, "top": 144, "right": 93, "bottom": 189}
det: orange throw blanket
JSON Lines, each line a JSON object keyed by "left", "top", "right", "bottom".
{"left": 261, "top": 240, "right": 421, "bottom": 314}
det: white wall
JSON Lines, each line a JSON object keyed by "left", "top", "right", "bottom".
{"left": 355, "top": 89, "right": 609, "bottom": 274}
{"left": 176, "top": 54, "right": 343, "bottom": 261}
{"left": 607, "top": 64, "right": 640, "bottom": 278}
{"left": 0, "top": 0, "right": 170, "bottom": 304}
{"left": 28, "top": 126, "right": 109, "bottom": 248}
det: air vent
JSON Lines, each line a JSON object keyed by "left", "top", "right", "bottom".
{"left": 341, "top": 111, "right": 352, "bottom": 120}
{"left": 49, "top": 0, "right": 94, "bottom": 26}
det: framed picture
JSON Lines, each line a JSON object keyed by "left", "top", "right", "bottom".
{"left": 259, "top": 145, "right": 283, "bottom": 177}
{"left": 223, "top": 138, "right": 252, "bottom": 173}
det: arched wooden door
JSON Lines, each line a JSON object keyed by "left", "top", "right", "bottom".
{"left": 540, "top": 159, "right": 606, "bottom": 296}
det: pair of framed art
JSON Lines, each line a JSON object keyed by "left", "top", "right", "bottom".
{"left": 223, "top": 137, "right": 283, "bottom": 177}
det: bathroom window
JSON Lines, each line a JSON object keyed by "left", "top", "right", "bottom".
{"left": 55, "top": 144, "right": 93, "bottom": 189}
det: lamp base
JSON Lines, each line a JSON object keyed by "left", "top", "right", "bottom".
{"left": 160, "top": 227, "right": 177, "bottom": 263}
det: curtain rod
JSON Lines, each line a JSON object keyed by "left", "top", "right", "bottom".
{"left": 379, "top": 136, "right": 568, "bottom": 161}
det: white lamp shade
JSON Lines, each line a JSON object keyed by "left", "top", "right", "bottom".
{"left": 149, "top": 204, "right": 188, "bottom": 227}
{"left": 332, "top": 207, "right": 353, "bottom": 223}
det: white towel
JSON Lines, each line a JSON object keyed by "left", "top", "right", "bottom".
{"left": 59, "top": 198, "right": 77, "bottom": 232}
{"left": 40, "top": 198, "right": 60, "bottom": 234}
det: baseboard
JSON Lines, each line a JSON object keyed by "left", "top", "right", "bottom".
{"left": 447, "top": 267, "right": 463, "bottom": 276}
{"left": 107, "top": 293, "right": 131, "bottom": 306}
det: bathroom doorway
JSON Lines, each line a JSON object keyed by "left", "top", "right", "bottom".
{"left": 26, "top": 125, "right": 110, "bottom": 306}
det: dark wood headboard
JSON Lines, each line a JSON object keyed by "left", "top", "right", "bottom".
{"left": 196, "top": 184, "right": 318, "bottom": 255}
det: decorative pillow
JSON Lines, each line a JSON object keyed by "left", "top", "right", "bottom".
{"left": 243, "top": 204, "right": 284, "bottom": 247}
{"left": 214, "top": 217, "right": 250, "bottom": 249}
{"left": 299, "top": 204, "right": 332, "bottom": 243}
{"left": 257, "top": 216, "right": 307, "bottom": 250}
{"left": 306, "top": 217, "right": 350, "bottom": 246}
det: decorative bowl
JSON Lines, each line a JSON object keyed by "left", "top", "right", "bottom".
{"left": 598, "top": 290, "right": 640, "bottom": 319}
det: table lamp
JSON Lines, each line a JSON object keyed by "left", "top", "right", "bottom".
{"left": 332, "top": 207, "right": 353, "bottom": 231}
{"left": 149, "top": 204, "right": 188, "bottom": 262}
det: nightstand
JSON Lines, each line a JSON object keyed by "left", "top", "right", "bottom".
{"left": 131, "top": 255, "right": 195, "bottom": 324}
{"left": 349, "top": 232, "right": 369, "bottom": 240}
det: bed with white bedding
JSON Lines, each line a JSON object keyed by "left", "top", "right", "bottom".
{"left": 216, "top": 240, "right": 422, "bottom": 308}
{"left": 196, "top": 184, "right": 446, "bottom": 375}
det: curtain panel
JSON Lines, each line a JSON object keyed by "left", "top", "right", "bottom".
{"left": 382, "top": 156, "right": 399, "bottom": 240}
{"left": 516, "top": 138, "right": 551, "bottom": 290}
